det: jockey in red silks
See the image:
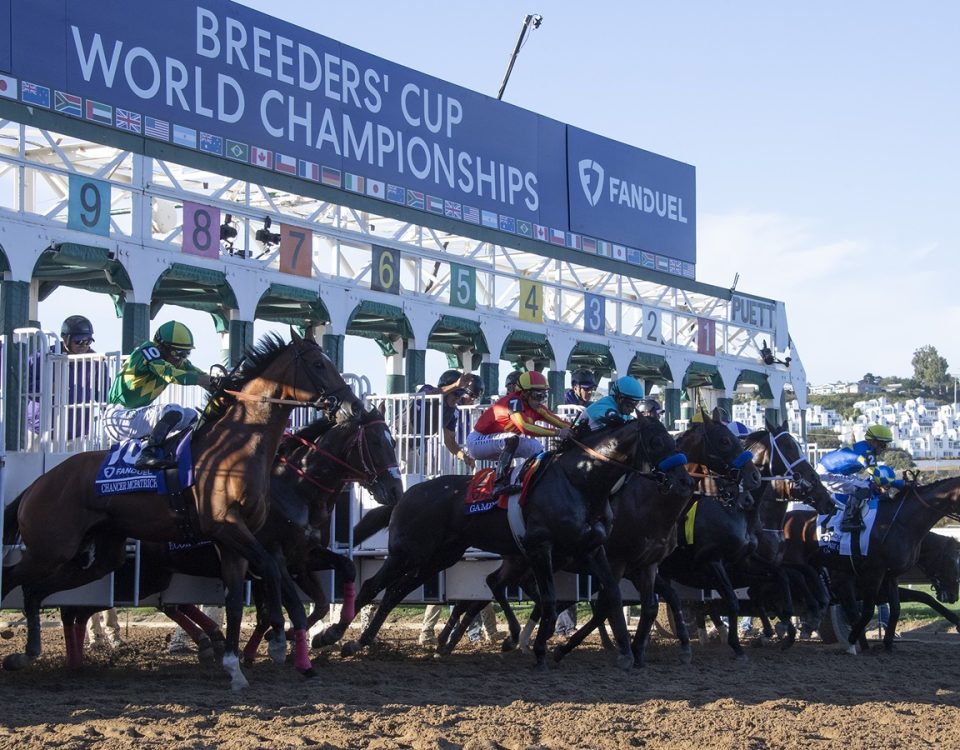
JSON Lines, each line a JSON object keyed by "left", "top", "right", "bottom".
{"left": 465, "top": 371, "right": 572, "bottom": 495}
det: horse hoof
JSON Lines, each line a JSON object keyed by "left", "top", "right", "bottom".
{"left": 341, "top": 640, "right": 362, "bottom": 657}
{"left": 198, "top": 647, "right": 217, "bottom": 664}
{"left": 301, "top": 667, "right": 318, "bottom": 680}
{"left": 616, "top": 653, "right": 633, "bottom": 671}
{"left": 552, "top": 646, "right": 565, "bottom": 663}
{"left": 319, "top": 628, "right": 343, "bottom": 647}
{"left": 500, "top": 637, "right": 516, "bottom": 653}
{"left": 3, "top": 653, "right": 31, "bottom": 671}
{"left": 780, "top": 636, "right": 796, "bottom": 651}
{"left": 0, "top": 629, "right": 14, "bottom": 640}
{"left": 845, "top": 644, "right": 858, "bottom": 656}
{"left": 678, "top": 647, "right": 692, "bottom": 665}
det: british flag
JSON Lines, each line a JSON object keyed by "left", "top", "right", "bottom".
{"left": 115, "top": 108, "right": 141, "bottom": 133}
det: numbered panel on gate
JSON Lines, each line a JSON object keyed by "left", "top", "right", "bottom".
{"left": 518, "top": 279, "right": 543, "bottom": 323}
{"left": 449, "top": 263, "right": 476, "bottom": 310}
{"left": 279, "top": 225, "right": 312, "bottom": 277}
{"left": 371, "top": 245, "right": 400, "bottom": 294}
{"left": 584, "top": 293, "right": 605, "bottom": 334}
{"left": 67, "top": 174, "right": 111, "bottom": 237}
{"left": 641, "top": 305, "right": 663, "bottom": 345}
{"left": 181, "top": 201, "right": 220, "bottom": 259}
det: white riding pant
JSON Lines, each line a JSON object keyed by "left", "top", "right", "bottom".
{"left": 101, "top": 402, "right": 198, "bottom": 443}
{"left": 465, "top": 431, "right": 544, "bottom": 461}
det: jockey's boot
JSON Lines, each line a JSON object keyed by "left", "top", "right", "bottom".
{"left": 839, "top": 497, "right": 864, "bottom": 532}
{"left": 134, "top": 410, "right": 182, "bottom": 470}
{"left": 490, "top": 435, "right": 521, "bottom": 496}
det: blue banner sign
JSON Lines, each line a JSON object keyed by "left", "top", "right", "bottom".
{"left": 567, "top": 127, "right": 696, "bottom": 263}
{"left": 4, "top": 0, "right": 697, "bottom": 272}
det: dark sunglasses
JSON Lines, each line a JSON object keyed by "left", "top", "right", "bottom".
{"left": 71, "top": 337, "right": 93, "bottom": 346}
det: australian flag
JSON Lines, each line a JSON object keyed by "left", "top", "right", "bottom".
{"left": 199, "top": 132, "right": 223, "bottom": 155}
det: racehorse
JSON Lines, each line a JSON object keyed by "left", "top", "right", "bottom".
{"left": 2, "top": 331, "right": 356, "bottom": 689}
{"left": 441, "top": 412, "right": 758, "bottom": 665}
{"left": 898, "top": 531, "right": 960, "bottom": 630}
{"left": 241, "top": 406, "right": 403, "bottom": 660}
{"left": 323, "top": 416, "right": 691, "bottom": 670}
{"left": 60, "top": 407, "right": 403, "bottom": 671}
{"left": 783, "top": 475, "right": 960, "bottom": 653}
{"left": 653, "top": 421, "right": 836, "bottom": 658}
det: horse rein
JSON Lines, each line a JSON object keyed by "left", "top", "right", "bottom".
{"left": 566, "top": 423, "right": 687, "bottom": 488}
{"left": 278, "top": 419, "right": 398, "bottom": 495}
{"left": 752, "top": 429, "right": 816, "bottom": 501}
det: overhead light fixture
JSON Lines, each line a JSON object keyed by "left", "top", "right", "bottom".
{"left": 220, "top": 213, "right": 239, "bottom": 256}
{"left": 759, "top": 339, "right": 791, "bottom": 368}
{"left": 255, "top": 216, "right": 281, "bottom": 247}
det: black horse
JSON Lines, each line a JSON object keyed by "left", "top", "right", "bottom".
{"left": 653, "top": 421, "right": 836, "bottom": 658}
{"left": 784, "top": 475, "right": 960, "bottom": 653}
{"left": 441, "top": 413, "right": 759, "bottom": 665}
{"left": 322, "top": 416, "right": 691, "bottom": 670}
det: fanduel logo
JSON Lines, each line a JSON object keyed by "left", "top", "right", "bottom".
{"left": 578, "top": 159, "right": 604, "bottom": 207}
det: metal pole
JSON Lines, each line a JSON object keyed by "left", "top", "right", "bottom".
{"left": 496, "top": 14, "right": 542, "bottom": 101}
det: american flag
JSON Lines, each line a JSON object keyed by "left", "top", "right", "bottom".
{"left": 462, "top": 205, "right": 480, "bottom": 224}
{"left": 115, "top": 108, "right": 141, "bottom": 133}
{"left": 144, "top": 116, "right": 169, "bottom": 140}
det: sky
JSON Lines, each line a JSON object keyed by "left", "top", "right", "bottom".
{"left": 38, "top": 1, "right": 960, "bottom": 389}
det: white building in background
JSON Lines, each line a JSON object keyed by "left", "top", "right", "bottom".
{"left": 733, "top": 395, "right": 960, "bottom": 459}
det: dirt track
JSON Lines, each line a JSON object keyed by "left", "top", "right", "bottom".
{"left": 0, "top": 616, "right": 958, "bottom": 750}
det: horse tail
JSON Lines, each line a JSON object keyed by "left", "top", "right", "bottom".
{"left": 2, "top": 494, "right": 23, "bottom": 544}
{"left": 352, "top": 504, "right": 394, "bottom": 546}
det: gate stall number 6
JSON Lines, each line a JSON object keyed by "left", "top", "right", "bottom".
{"left": 371, "top": 245, "right": 400, "bottom": 294}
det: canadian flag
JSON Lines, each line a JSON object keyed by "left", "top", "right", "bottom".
{"left": 250, "top": 147, "right": 273, "bottom": 170}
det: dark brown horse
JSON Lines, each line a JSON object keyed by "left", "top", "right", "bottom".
{"left": 324, "top": 415, "right": 691, "bottom": 670}
{"left": 783, "top": 475, "right": 960, "bottom": 653}
{"left": 439, "top": 412, "right": 758, "bottom": 665}
{"left": 2, "top": 331, "right": 357, "bottom": 689}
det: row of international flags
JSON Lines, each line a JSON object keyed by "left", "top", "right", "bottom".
{"left": 0, "top": 72, "right": 696, "bottom": 280}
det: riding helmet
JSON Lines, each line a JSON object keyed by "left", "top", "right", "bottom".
{"left": 571, "top": 368, "right": 596, "bottom": 387}
{"left": 153, "top": 321, "right": 194, "bottom": 351}
{"left": 504, "top": 370, "right": 522, "bottom": 392}
{"left": 865, "top": 424, "right": 893, "bottom": 443}
{"left": 437, "top": 369, "right": 462, "bottom": 389}
{"left": 464, "top": 373, "right": 485, "bottom": 399}
{"left": 609, "top": 376, "right": 644, "bottom": 400}
{"left": 517, "top": 371, "right": 549, "bottom": 391}
{"left": 726, "top": 421, "right": 751, "bottom": 439}
{"left": 639, "top": 398, "right": 663, "bottom": 416}
{"left": 60, "top": 315, "right": 94, "bottom": 340}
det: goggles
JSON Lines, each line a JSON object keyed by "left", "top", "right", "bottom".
{"left": 71, "top": 337, "right": 94, "bottom": 346}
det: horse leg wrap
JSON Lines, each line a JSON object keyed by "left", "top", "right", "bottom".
{"left": 242, "top": 625, "right": 266, "bottom": 663}
{"left": 293, "top": 629, "right": 312, "bottom": 673}
{"left": 342, "top": 582, "right": 356, "bottom": 622}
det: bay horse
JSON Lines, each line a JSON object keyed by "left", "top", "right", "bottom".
{"left": 783, "top": 475, "right": 960, "bottom": 653}
{"left": 324, "top": 416, "right": 692, "bottom": 670}
{"left": 2, "top": 330, "right": 357, "bottom": 689}
{"left": 440, "top": 412, "right": 758, "bottom": 665}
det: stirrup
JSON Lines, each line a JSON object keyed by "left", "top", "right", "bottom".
{"left": 134, "top": 449, "right": 176, "bottom": 470}
{"left": 490, "top": 481, "right": 521, "bottom": 497}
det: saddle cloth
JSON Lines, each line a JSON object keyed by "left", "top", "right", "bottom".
{"left": 464, "top": 457, "right": 542, "bottom": 515}
{"left": 95, "top": 433, "right": 194, "bottom": 496}
{"left": 817, "top": 498, "right": 879, "bottom": 556}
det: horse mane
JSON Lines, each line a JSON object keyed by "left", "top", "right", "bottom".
{"left": 195, "top": 333, "right": 292, "bottom": 436}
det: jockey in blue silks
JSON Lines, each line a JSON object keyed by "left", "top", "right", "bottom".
{"left": 816, "top": 424, "right": 902, "bottom": 531}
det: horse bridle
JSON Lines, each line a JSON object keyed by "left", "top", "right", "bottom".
{"left": 567, "top": 419, "right": 688, "bottom": 491}
{"left": 278, "top": 418, "right": 399, "bottom": 496}
{"left": 692, "top": 422, "right": 754, "bottom": 499}
{"left": 754, "top": 428, "right": 817, "bottom": 502}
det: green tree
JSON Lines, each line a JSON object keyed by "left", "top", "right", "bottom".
{"left": 882, "top": 448, "right": 915, "bottom": 471}
{"left": 912, "top": 345, "right": 949, "bottom": 393}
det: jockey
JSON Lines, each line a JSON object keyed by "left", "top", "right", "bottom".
{"left": 577, "top": 375, "right": 645, "bottom": 431}
{"left": 638, "top": 397, "right": 664, "bottom": 420}
{"left": 466, "top": 371, "right": 573, "bottom": 495}
{"left": 504, "top": 369, "right": 522, "bottom": 395}
{"left": 102, "top": 321, "right": 212, "bottom": 470}
{"left": 564, "top": 368, "right": 597, "bottom": 406}
{"left": 816, "top": 424, "right": 895, "bottom": 532}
